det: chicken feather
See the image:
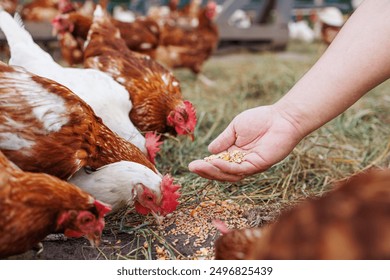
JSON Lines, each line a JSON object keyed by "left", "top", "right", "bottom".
{"left": 84, "top": 5, "right": 197, "bottom": 140}
{"left": 0, "top": 10, "right": 156, "bottom": 159}
{"left": 0, "top": 151, "right": 111, "bottom": 258}
{"left": 0, "top": 61, "right": 180, "bottom": 218}
{"left": 215, "top": 169, "right": 390, "bottom": 260}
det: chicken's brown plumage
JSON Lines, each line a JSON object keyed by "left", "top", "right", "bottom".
{"left": 154, "top": 1, "right": 219, "bottom": 75}
{"left": 21, "top": 0, "right": 60, "bottom": 22}
{"left": 215, "top": 169, "right": 390, "bottom": 260}
{"left": 53, "top": 11, "right": 160, "bottom": 66}
{"left": 0, "top": 61, "right": 155, "bottom": 180}
{"left": 83, "top": 6, "right": 196, "bottom": 138}
{"left": 173, "top": 0, "right": 202, "bottom": 28}
{"left": 111, "top": 17, "right": 160, "bottom": 58}
{"left": 52, "top": 12, "right": 93, "bottom": 66}
{"left": 57, "top": 31, "right": 85, "bottom": 66}
{"left": 51, "top": 0, "right": 94, "bottom": 66}
{"left": 0, "top": 0, "right": 18, "bottom": 14}
{"left": 0, "top": 151, "right": 111, "bottom": 258}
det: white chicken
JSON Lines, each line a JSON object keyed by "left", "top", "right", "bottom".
{"left": 0, "top": 10, "right": 161, "bottom": 163}
{"left": 69, "top": 161, "right": 162, "bottom": 213}
{"left": 288, "top": 20, "right": 315, "bottom": 43}
{"left": 113, "top": 5, "right": 136, "bottom": 23}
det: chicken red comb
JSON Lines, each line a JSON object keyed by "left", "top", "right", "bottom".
{"left": 51, "top": 15, "right": 61, "bottom": 25}
{"left": 94, "top": 200, "right": 111, "bottom": 217}
{"left": 184, "top": 100, "right": 197, "bottom": 134}
{"left": 206, "top": 1, "right": 218, "bottom": 19}
{"left": 145, "top": 132, "right": 163, "bottom": 164}
{"left": 160, "top": 174, "right": 181, "bottom": 214}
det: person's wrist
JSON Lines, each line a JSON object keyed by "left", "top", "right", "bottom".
{"left": 271, "top": 100, "right": 310, "bottom": 142}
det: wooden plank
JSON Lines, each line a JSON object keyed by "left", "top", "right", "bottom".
{"left": 0, "top": 21, "right": 56, "bottom": 42}
{"left": 218, "top": 24, "right": 287, "bottom": 41}
{"left": 216, "top": 0, "right": 292, "bottom": 49}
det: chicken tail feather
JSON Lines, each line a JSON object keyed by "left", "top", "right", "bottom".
{"left": 0, "top": 10, "right": 32, "bottom": 48}
{"left": 0, "top": 10, "right": 52, "bottom": 65}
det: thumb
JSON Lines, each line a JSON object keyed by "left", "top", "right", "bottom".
{"left": 208, "top": 124, "right": 236, "bottom": 154}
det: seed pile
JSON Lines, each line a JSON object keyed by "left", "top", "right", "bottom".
{"left": 204, "top": 150, "right": 247, "bottom": 163}
{"left": 150, "top": 199, "right": 254, "bottom": 259}
{"left": 105, "top": 198, "right": 286, "bottom": 259}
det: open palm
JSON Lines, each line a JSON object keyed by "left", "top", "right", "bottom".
{"left": 189, "top": 105, "right": 304, "bottom": 182}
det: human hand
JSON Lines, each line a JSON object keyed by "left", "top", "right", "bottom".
{"left": 188, "top": 105, "right": 304, "bottom": 182}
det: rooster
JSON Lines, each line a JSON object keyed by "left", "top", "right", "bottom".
{"left": 84, "top": 5, "right": 197, "bottom": 140}
{"left": 0, "top": 10, "right": 161, "bottom": 163}
{"left": 0, "top": 151, "right": 111, "bottom": 258}
{"left": 0, "top": 61, "right": 180, "bottom": 221}
{"left": 154, "top": 0, "right": 219, "bottom": 86}
{"left": 214, "top": 169, "right": 390, "bottom": 260}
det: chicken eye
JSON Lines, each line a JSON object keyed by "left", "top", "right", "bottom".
{"left": 147, "top": 195, "right": 153, "bottom": 201}
{"left": 82, "top": 216, "right": 92, "bottom": 223}
{"left": 79, "top": 214, "right": 95, "bottom": 224}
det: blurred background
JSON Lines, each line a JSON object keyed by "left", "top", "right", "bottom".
{"left": 0, "top": 0, "right": 363, "bottom": 57}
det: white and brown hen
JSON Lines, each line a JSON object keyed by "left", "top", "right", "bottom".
{"left": 0, "top": 9, "right": 162, "bottom": 163}
{"left": 0, "top": 61, "right": 180, "bottom": 221}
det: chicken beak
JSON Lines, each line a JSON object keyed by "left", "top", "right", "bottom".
{"left": 151, "top": 211, "right": 164, "bottom": 225}
{"left": 85, "top": 231, "right": 101, "bottom": 247}
{"left": 188, "top": 133, "right": 195, "bottom": 141}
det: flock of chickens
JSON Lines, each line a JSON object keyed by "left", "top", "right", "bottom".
{"left": 5, "top": 0, "right": 219, "bottom": 84}
{"left": 0, "top": 0, "right": 389, "bottom": 260}
{"left": 0, "top": 0, "right": 207, "bottom": 258}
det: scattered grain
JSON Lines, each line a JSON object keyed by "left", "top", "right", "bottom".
{"left": 204, "top": 150, "right": 247, "bottom": 163}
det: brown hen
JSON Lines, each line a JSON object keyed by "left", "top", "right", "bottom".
{"left": 52, "top": 10, "right": 160, "bottom": 66}
{"left": 215, "top": 169, "right": 390, "bottom": 260}
{"left": 0, "top": 151, "right": 111, "bottom": 258}
{"left": 21, "top": 0, "right": 60, "bottom": 22}
{"left": 84, "top": 5, "right": 197, "bottom": 139}
{"left": 154, "top": 1, "right": 219, "bottom": 80}
{"left": 52, "top": 12, "right": 93, "bottom": 65}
